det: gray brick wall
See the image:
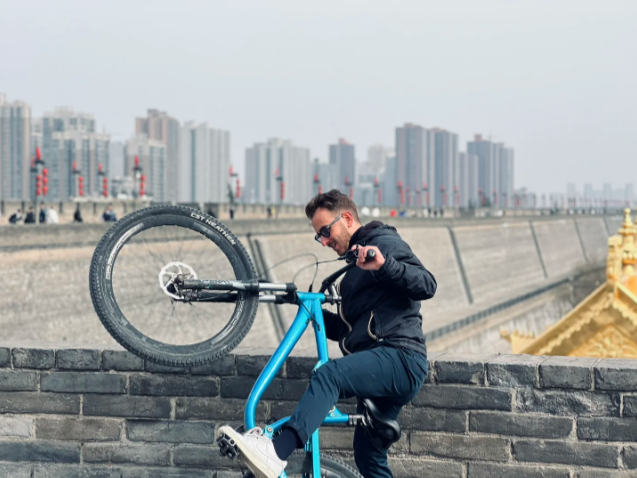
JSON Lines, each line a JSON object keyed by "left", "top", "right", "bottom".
{"left": 1, "top": 347, "right": 637, "bottom": 477}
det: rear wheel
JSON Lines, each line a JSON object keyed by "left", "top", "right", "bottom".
{"left": 89, "top": 205, "right": 259, "bottom": 366}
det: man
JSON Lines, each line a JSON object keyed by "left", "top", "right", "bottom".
{"left": 9, "top": 209, "right": 23, "bottom": 225}
{"left": 39, "top": 204, "right": 47, "bottom": 224}
{"left": 24, "top": 207, "right": 36, "bottom": 224}
{"left": 46, "top": 205, "right": 59, "bottom": 224}
{"left": 102, "top": 205, "right": 117, "bottom": 222}
{"left": 218, "top": 189, "right": 436, "bottom": 478}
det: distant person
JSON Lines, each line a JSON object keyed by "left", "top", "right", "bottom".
{"left": 24, "top": 207, "right": 36, "bottom": 224}
{"left": 39, "top": 204, "right": 47, "bottom": 223}
{"left": 229, "top": 206, "right": 236, "bottom": 220}
{"left": 267, "top": 206, "right": 273, "bottom": 219}
{"left": 102, "top": 205, "right": 117, "bottom": 222}
{"left": 73, "top": 204, "right": 83, "bottom": 223}
{"left": 46, "top": 205, "right": 59, "bottom": 224}
{"left": 9, "top": 209, "right": 23, "bottom": 225}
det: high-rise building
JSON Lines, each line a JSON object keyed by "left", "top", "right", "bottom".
{"left": 245, "top": 138, "right": 311, "bottom": 205}
{"left": 313, "top": 159, "right": 338, "bottom": 196}
{"left": 467, "top": 134, "right": 515, "bottom": 208}
{"left": 367, "top": 144, "right": 388, "bottom": 173}
{"left": 382, "top": 153, "right": 399, "bottom": 207}
{"left": 458, "top": 152, "right": 478, "bottom": 208}
{"left": 432, "top": 128, "right": 459, "bottom": 207}
{"left": 0, "top": 94, "right": 31, "bottom": 200}
{"left": 179, "top": 122, "right": 230, "bottom": 204}
{"left": 125, "top": 133, "right": 166, "bottom": 201}
{"left": 136, "top": 109, "right": 180, "bottom": 203}
{"left": 498, "top": 145, "right": 514, "bottom": 208}
{"left": 108, "top": 141, "right": 125, "bottom": 179}
{"left": 395, "top": 123, "right": 435, "bottom": 208}
{"left": 41, "top": 108, "right": 109, "bottom": 200}
{"left": 329, "top": 139, "right": 356, "bottom": 190}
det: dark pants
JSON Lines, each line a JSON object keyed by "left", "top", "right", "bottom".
{"left": 285, "top": 345, "right": 428, "bottom": 478}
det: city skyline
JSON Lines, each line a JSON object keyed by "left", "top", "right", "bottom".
{"left": 2, "top": 1, "right": 634, "bottom": 198}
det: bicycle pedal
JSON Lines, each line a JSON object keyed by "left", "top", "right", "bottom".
{"left": 217, "top": 434, "right": 240, "bottom": 460}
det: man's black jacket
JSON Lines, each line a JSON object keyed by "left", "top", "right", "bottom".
{"left": 323, "top": 222, "right": 436, "bottom": 357}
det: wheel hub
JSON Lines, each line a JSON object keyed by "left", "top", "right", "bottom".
{"left": 159, "top": 262, "right": 197, "bottom": 300}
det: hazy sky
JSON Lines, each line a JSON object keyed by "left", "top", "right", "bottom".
{"left": 1, "top": 0, "right": 636, "bottom": 195}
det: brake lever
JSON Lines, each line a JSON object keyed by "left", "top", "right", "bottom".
{"left": 340, "top": 247, "right": 376, "bottom": 264}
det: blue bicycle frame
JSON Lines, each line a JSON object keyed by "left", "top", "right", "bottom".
{"left": 243, "top": 291, "right": 351, "bottom": 478}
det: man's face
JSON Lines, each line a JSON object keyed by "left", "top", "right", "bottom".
{"left": 312, "top": 208, "right": 351, "bottom": 256}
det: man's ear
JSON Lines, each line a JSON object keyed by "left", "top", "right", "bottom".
{"left": 343, "top": 211, "right": 355, "bottom": 228}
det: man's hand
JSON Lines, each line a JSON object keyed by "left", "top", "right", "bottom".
{"left": 352, "top": 245, "right": 385, "bottom": 271}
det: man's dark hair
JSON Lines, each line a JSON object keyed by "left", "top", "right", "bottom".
{"left": 305, "top": 189, "right": 360, "bottom": 222}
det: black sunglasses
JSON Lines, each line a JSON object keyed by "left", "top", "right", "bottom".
{"left": 314, "top": 214, "right": 343, "bottom": 243}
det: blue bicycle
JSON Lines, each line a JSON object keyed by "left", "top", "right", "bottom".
{"left": 90, "top": 205, "right": 401, "bottom": 478}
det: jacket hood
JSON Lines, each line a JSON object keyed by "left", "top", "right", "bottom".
{"left": 349, "top": 221, "right": 397, "bottom": 249}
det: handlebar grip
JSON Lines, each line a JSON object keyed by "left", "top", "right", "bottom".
{"left": 366, "top": 249, "right": 376, "bottom": 261}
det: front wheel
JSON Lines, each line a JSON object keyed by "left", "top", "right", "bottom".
{"left": 89, "top": 205, "right": 259, "bottom": 366}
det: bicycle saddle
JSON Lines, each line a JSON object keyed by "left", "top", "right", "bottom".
{"left": 359, "top": 398, "right": 402, "bottom": 449}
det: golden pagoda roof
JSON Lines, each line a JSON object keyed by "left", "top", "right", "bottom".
{"left": 502, "top": 209, "right": 637, "bottom": 358}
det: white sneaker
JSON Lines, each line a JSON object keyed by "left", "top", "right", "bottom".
{"left": 217, "top": 426, "right": 287, "bottom": 478}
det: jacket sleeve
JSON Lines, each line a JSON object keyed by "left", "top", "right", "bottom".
{"left": 322, "top": 308, "right": 346, "bottom": 342}
{"left": 371, "top": 245, "right": 437, "bottom": 301}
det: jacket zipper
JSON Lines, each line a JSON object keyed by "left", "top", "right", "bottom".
{"left": 367, "top": 311, "right": 378, "bottom": 341}
{"left": 337, "top": 282, "right": 353, "bottom": 355}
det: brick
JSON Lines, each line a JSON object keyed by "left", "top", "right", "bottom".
{"left": 175, "top": 397, "right": 267, "bottom": 421}
{"left": 515, "top": 388, "right": 620, "bottom": 416}
{"left": 434, "top": 353, "right": 495, "bottom": 385}
{"left": 127, "top": 420, "right": 216, "bottom": 444}
{"left": 102, "top": 350, "right": 144, "bottom": 371}
{"left": 320, "top": 428, "right": 355, "bottom": 450}
{"left": 285, "top": 356, "right": 318, "bottom": 379}
{"left": 469, "top": 411, "right": 573, "bottom": 438}
{"left": 512, "top": 439, "right": 619, "bottom": 468}
{"left": 411, "top": 432, "right": 509, "bottom": 461}
{"left": 56, "top": 349, "right": 100, "bottom": 370}
{"left": 129, "top": 374, "right": 219, "bottom": 397}
{"left": 400, "top": 407, "right": 467, "bottom": 433}
{"left": 190, "top": 354, "right": 236, "bottom": 376}
{"left": 468, "top": 462, "right": 570, "bottom": 478}
{"left": 387, "top": 457, "right": 464, "bottom": 478}
{"left": 121, "top": 469, "right": 212, "bottom": 478}
{"left": 12, "top": 347, "right": 55, "bottom": 369}
{"left": 578, "top": 417, "right": 637, "bottom": 441}
{"left": 413, "top": 384, "right": 512, "bottom": 411}
{"left": 540, "top": 356, "right": 598, "bottom": 390}
{"left": 173, "top": 444, "right": 243, "bottom": 470}
{"left": 36, "top": 417, "right": 122, "bottom": 441}
{"left": 84, "top": 394, "right": 171, "bottom": 418}
{"left": 41, "top": 372, "right": 126, "bottom": 394}
{"left": 237, "top": 354, "right": 284, "bottom": 378}
{"left": 425, "top": 351, "right": 447, "bottom": 383}
{"left": 625, "top": 396, "right": 637, "bottom": 418}
{"left": 0, "top": 441, "right": 80, "bottom": 463}
{"left": 574, "top": 470, "right": 637, "bottom": 478}
{"left": 220, "top": 376, "right": 308, "bottom": 401}
{"left": 595, "top": 359, "right": 637, "bottom": 391}
{"left": 625, "top": 445, "right": 637, "bottom": 469}
{"left": 487, "top": 354, "right": 545, "bottom": 387}
{"left": 0, "top": 416, "right": 33, "bottom": 437}
{"left": 0, "top": 463, "right": 31, "bottom": 478}
{"left": 0, "top": 392, "right": 80, "bottom": 414}
{"left": 144, "top": 360, "right": 189, "bottom": 374}
{"left": 33, "top": 465, "right": 122, "bottom": 478}
{"left": 0, "top": 371, "right": 38, "bottom": 391}
{"left": 0, "top": 347, "right": 10, "bottom": 367}
{"left": 83, "top": 443, "right": 171, "bottom": 466}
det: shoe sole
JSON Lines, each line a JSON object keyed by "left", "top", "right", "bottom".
{"left": 217, "top": 426, "right": 280, "bottom": 478}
